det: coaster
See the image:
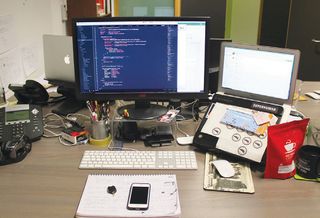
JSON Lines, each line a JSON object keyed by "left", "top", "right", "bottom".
{"left": 294, "top": 174, "right": 320, "bottom": 182}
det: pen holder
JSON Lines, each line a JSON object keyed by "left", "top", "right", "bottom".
{"left": 89, "top": 119, "right": 111, "bottom": 146}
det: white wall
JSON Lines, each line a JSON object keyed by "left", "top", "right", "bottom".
{"left": 0, "top": 0, "right": 67, "bottom": 95}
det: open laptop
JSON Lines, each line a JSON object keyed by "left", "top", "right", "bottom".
{"left": 43, "top": 34, "right": 75, "bottom": 84}
{"left": 194, "top": 42, "right": 301, "bottom": 163}
{"left": 43, "top": 35, "right": 85, "bottom": 116}
{"left": 217, "top": 42, "right": 300, "bottom": 107}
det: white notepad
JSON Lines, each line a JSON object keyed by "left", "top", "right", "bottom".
{"left": 76, "top": 174, "right": 181, "bottom": 218}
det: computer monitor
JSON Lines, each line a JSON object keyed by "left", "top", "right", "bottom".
{"left": 218, "top": 42, "right": 300, "bottom": 105}
{"left": 72, "top": 17, "right": 209, "bottom": 119}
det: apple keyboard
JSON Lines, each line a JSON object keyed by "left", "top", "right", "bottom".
{"left": 79, "top": 150, "right": 198, "bottom": 170}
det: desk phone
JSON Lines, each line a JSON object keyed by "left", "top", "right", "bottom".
{"left": 0, "top": 104, "right": 43, "bottom": 142}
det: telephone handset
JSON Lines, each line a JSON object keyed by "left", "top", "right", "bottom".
{"left": 0, "top": 104, "right": 44, "bottom": 142}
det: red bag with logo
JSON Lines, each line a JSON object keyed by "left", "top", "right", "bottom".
{"left": 264, "top": 118, "right": 309, "bottom": 179}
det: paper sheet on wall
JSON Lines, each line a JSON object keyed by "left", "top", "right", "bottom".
{"left": 21, "top": 43, "right": 40, "bottom": 77}
{"left": 0, "top": 15, "right": 17, "bottom": 55}
{"left": 76, "top": 174, "right": 181, "bottom": 218}
{"left": 0, "top": 49, "right": 26, "bottom": 92}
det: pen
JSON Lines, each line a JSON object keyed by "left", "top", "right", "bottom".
{"left": 86, "top": 101, "right": 94, "bottom": 114}
{"left": 91, "top": 112, "right": 97, "bottom": 121}
{"left": 101, "top": 103, "right": 107, "bottom": 120}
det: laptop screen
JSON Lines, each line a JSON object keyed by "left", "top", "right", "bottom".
{"left": 218, "top": 43, "right": 300, "bottom": 105}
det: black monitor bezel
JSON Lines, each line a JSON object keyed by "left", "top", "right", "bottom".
{"left": 72, "top": 16, "right": 210, "bottom": 101}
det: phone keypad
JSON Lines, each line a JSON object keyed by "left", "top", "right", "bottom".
{"left": 12, "top": 124, "right": 25, "bottom": 139}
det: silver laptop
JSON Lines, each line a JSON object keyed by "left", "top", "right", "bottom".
{"left": 43, "top": 34, "right": 75, "bottom": 83}
{"left": 218, "top": 42, "right": 300, "bottom": 106}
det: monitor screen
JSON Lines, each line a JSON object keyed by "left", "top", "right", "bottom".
{"left": 73, "top": 17, "right": 209, "bottom": 100}
{"left": 218, "top": 42, "right": 300, "bottom": 105}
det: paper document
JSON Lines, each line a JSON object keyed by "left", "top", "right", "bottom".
{"left": 0, "top": 15, "right": 17, "bottom": 54}
{"left": 0, "top": 49, "right": 26, "bottom": 92}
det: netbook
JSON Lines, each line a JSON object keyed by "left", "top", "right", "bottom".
{"left": 218, "top": 42, "right": 300, "bottom": 106}
{"left": 43, "top": 34, "right": 75, "bottom": 84}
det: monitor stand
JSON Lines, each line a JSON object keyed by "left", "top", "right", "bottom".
{"left": 51, "top": 85, "right": 85, "bottom": 116}
{"left": 117, "top": 100, "right": 168, "bottom": 120}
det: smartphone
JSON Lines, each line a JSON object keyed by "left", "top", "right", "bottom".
{"left": 127, "top": 183, "right": 151, "bottom": 210}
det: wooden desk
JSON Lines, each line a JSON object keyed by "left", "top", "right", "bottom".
{"left": 0, "top": 82, "right": 320, "bottom": 218}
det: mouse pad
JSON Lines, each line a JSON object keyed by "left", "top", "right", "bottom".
{"left": 203, "top": 153, "right": 254, "bottom": 194}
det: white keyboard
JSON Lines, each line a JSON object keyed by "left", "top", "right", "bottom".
{"left": 79, "top": 150, "right": 198, "bottom": 170}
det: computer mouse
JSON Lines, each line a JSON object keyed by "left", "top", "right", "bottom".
{"left": 176, "top": 136, "right": 194, "bottom": 145}
{"left": 212, "top": 159, "right": 235, "bottom": 178}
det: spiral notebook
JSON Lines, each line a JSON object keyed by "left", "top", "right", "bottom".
{"left": 76, "top": 174, "right": 181, "bottom": 218}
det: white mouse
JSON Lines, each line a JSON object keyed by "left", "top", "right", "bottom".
{"left": 176, "top": 136, "right": 194, "bottom": 145}
{"left": 212, "top": 159, "right": 235, "bottom": 178}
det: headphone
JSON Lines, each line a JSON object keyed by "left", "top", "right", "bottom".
{"left": 8, "top": 80, "right": 49, "bottom": 105}
{"left": 0, "top": 136, "right": 32, "bottom": 166}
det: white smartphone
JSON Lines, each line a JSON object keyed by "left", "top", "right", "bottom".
{"left": 127, "top": 183, "right": 151, "bottom": 210}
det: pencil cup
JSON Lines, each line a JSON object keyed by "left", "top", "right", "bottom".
{"left": 91, "top": 119, "right": 108, "bottom": 139}
{"left": 89, "top": 119, "right": 111, "bottom": 146}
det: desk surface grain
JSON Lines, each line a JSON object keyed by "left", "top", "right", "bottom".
{"left": 0, "top": 140, "right": 319, "bottom": 218}
{"left": 0, "top": 81, "right": 320, "bottom": 218}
